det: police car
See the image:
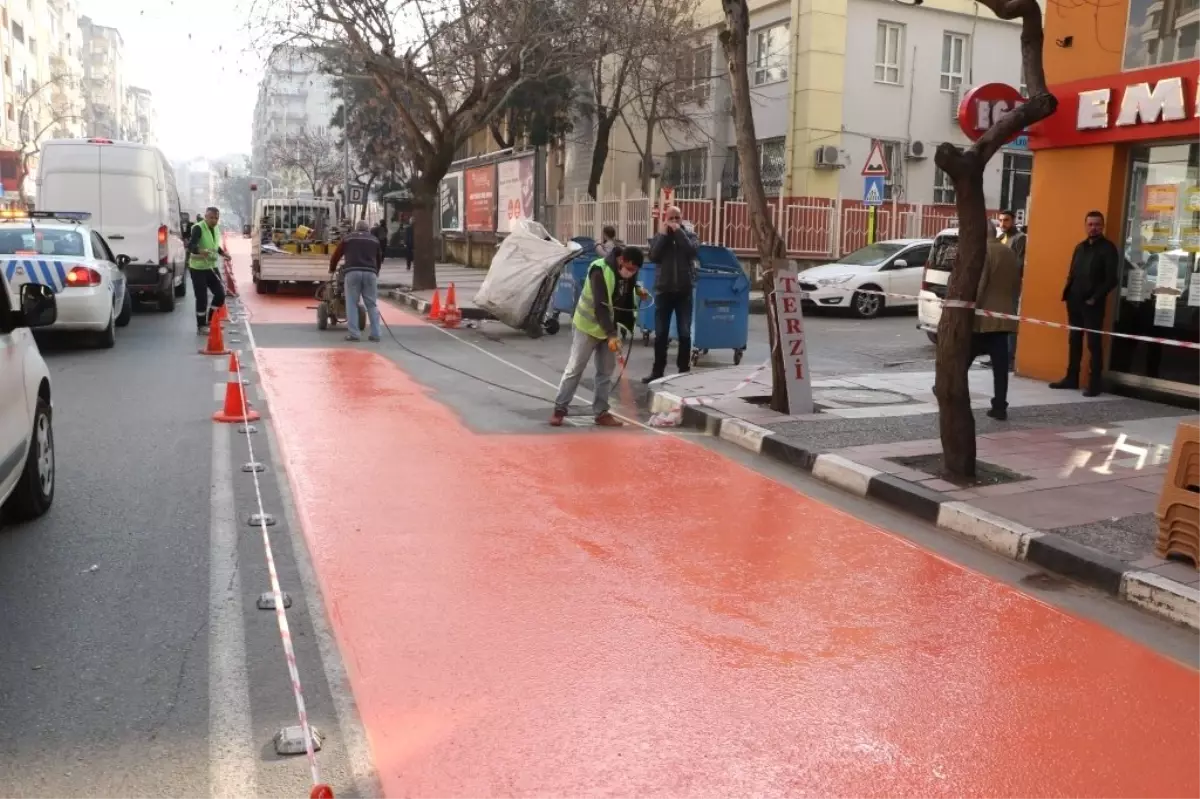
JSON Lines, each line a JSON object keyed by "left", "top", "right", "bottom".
{"left": 0, "top": 210, "right": 132, "bottom": 348}
{"left": 0, "top": 246, "right": 57, "bottom": 521}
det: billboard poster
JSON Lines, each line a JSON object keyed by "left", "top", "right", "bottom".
{"left": 496, "top": 155, "right": 535, "bottom": 234}
{"left": 439, "top": 172, "right": 463, "bottom": 232}
{"left": 465, "top": 165, "right": 496, "bottom": 232}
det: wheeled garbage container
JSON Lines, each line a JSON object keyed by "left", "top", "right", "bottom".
{"left": 545, "top": 237, "right": 596, "bottom": 334}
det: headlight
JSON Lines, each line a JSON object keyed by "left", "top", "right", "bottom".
{"left": 817, "top": 275, "right": 854, "bottom": 286}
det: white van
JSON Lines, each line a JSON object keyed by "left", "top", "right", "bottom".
{"left": 36, "top": 138, "right": 188, "bottom": 312}
{"left": 917, "top": 227, "right": 957, "bottom": 343}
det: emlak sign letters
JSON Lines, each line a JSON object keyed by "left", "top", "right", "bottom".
{"left": 1028, "top": 62, "right": 1198, "bottom": 150}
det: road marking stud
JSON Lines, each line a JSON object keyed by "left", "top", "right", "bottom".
{"left": 257, "top": 591, "right": 292, "bottom": 610}
{"left": 273, "top": 724, "right": 323, "bottom": 756}
{"left": 248, "top": 512, "right": 276, "bottom": 527}
{"left": 242, "top": 461, "right": 266, "bottom": 473}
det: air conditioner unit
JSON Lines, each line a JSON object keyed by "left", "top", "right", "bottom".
{"left": 813, "top": 145, "right": 840, "bottom": 169}
{"left": 905, "top": 140, "right": 928, "bottom": 159}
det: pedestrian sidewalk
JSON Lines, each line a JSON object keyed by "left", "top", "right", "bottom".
{"left": 385, "top": 262, "right": 494, "bottom": 320}
{"left": 651, "top": 364, "right": 1200, "bottom": 629}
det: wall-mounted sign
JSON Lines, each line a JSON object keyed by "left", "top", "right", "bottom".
{"left": 956, "top": 83, "right": 1026, "bottom": 143}
{"left": 1029, "top": 62, "right": 1197, "bottom": 150}
{"left": 464, "top": 165, "right": 496, "bottom": 232}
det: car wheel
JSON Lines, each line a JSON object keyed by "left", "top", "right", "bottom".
{"left": 157, "top": 286, "right": 176, "bottom": 312}
{"left": 4, "top": 398, "right": 54, "bottom": 521}
{"left": 174, "top": 273, "right": 187, "bottom": 297}
{"left": 926, "top": 331, "right": 938, "bottom": 345}
{"left": 116, "top": 287, "right": 134, "bottom": 327}
{"left": 851, "top": 286, "right": 883, "bottom": 319}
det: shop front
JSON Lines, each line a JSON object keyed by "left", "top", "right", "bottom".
{"left": 1023, "top": 28, "right": 1199, "bottom": 401}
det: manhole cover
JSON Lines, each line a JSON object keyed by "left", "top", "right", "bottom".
{"left": 813, "top": 388, "right": 910, "bottom": 406}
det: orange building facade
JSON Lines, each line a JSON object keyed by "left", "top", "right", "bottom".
{"left": 1022, "top": 0, "right": 1198, "bottom": 401}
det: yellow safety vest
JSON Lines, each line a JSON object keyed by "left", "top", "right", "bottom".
{"left": 573, "top": 258, "right": 616, "bottom": 339}
{"left": 190, "top": 221, "right": 220, "bottom": 271}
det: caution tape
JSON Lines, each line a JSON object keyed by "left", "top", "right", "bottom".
{"left": 648, "top": 359, "right": 772, "bottom": 427}
{"left": 814, "top": 285, "right": 1200, "bottom": 351}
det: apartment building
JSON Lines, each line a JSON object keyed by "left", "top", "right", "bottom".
{"left": 250, "top": 45, "right": 339, "bottom": 191}
{"left": 79, "top": 15, "right": 123, "bottom": 140}
{"left": 122, "top": 84, "right": 154, "bottom": 144}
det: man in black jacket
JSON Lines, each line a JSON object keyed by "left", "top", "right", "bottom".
{"left": 329, "top": 220, "right": 384, "bottom": 342}
{"left": 1051, "top": 210, "right": 1119, "bottom": 397}
{"left": 643, "top": 205, "right": 698, "bottom": 383}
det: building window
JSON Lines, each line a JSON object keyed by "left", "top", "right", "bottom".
{"left": 5, "top": 103, "right": 12, "bottom": 122}
{"left": 720, "top": 137, "right": 786, "bottom": 198}
{"left": 940, "top": 32, "right": 968, "bottom": 92}
{"left": 876, "top": 140, "right": 903, "bottom": 200}
{"left": 664, "top": 148, "right": 707, "bottom": 199}
{"left": 933, "top": 168, "right": 956, "bottom": 204}
{"left": 675, "top": 46, "right": 711, "bottom": 105}
{"left": 1000, "top": 152, "right": 1032, "bottom": 219}
{"left": 753, "top": 23, "right": 789, "bottom": 86}
{"left": 28, "top": 36, "right": 36, "bottom": 56}
{"left": 874, "top": 22, "right": 904, "bottom": 84}
{"left": 3, "top": 57, "right": 9, "bottom": 77}
{"left": 11, "top": 22, "right": 23, "bottom": 44}
{"left": 1124, "top": 0, "right": 1200, "bottom": 68}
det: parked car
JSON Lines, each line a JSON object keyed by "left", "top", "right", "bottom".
{"left": 0, "top": 210, "right": 133, "bottom": 348}
{"left": 918, "top": 227, "right": 958, "bottom": 342}
{"left": 0, "top": 258, "right": 57, "bottom": 521}
{"left": 800, "top": 239, "right": 932, "bottom": 318}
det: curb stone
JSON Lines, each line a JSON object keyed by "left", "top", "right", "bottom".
{"left": 386, "top": 288, "right": 495, "bottom": 321}
{"left": 652, "top": 388, "right": 1200, "bottom": 631}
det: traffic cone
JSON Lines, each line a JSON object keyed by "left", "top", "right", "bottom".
{"left": 228, "top": 351, "right": 250, "bottom": 386}
{"left": 441, "top": 283, "right": 461, "bottom": 328}
{"left": 310, "top": 785, "right": 334, "bottom": 799}
{"left": 212, "top": 371, "right": 260, "bottom": 423}
{"left": 213, "top": 304, "right": 227, "bottom": 325}
{"left": 199, "top": 316, "right": 230, "bottom": 355}
{"left": 443, "top": 283, "right": 456, "bottom": 318}
{"left": 426, "top": 289, "right": 442, "bottom": 320}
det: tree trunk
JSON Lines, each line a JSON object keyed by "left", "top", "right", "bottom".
{"left": 586, "top": 115, "right": 616, "bottom": 200}
{"left": 719, "top": 0, "right": 787, "bottom": 413}
{"left": 933, "top": 158, "right": 988, "bottom": 478}
{"left": 410, "top": 180, "right": 438, "bottom": 291}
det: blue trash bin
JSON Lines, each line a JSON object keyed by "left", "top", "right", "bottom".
{"left": 637, "top": 246, "right": 749, "bottom": 364}
{"left": 548, "top": 238, "right": 596, "bottom": 330}
{"left": 636, "top": 262, "right": 678, "bottom": 345}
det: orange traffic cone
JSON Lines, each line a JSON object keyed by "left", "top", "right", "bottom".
{"left": 228, "top": 351, "right": 250, "bottom": 386}
{"left": 212, "top": 370, "right": 260, "bottom": 423}
{"left": 443, "top": 283, "right": 457, "bottom": 318}
{"left": 213, "top": 304, "right": 227, "bottom": 325}
{"left": 199, "top": 316, "right": 230, "bottom": 355}
{"left": 442, "top": 283, "right": 461, "bottom": 329}
{"left": 426, "top": 289, "right": 441, "bottom": 320}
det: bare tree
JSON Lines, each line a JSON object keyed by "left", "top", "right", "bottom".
{"left": 15, "top": 70, "right": 85, "bottom": 205}
{"left": 264, "top": 126, "right": 341, "bottom": 197}
{"left": 930, "top": 0, "right": 1057, "bottom": 478}
{"left": 718, "top": 0, "right": 787, "bottom": 412}
{"left": 251, "top": 0, "right": 593, "bottom": 290}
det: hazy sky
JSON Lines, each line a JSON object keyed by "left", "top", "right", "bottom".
{"left": 77, "top": 0, "right": 265, "bottom": 161}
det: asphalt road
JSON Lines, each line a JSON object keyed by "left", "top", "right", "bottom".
{"left": 0, "top": 288, "right": 371, "bottom": 798}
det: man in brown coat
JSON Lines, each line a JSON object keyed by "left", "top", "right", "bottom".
{"left": 973, "top": 221, "right": 1021, "bottom": 420}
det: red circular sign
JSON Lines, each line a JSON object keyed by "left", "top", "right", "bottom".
{"left": 956, "top": 83, "right": 1026, "bottom": 143}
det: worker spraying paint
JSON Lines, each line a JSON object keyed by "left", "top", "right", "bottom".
{"left": 550, "top": 246, "right": 645, "bottom": 427}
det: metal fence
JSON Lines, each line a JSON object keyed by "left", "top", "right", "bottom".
{"left": 545, "top": 186, "right": 995, "bottom": 261}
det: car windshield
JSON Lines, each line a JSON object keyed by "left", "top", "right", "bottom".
{"left": 837, "top": 242, "right": 905, "bottom": 266}
{"left": 0, "top": 227, "right": 86, "bottom": 257}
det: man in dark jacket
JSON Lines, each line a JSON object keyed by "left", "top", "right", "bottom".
{"left": 329, "top": 220, "right": 384, "bottom": 342}
{"left": 1050, "top": 210, "right": 1119, "bottom": 396}
{"left": 643, "top": 205, "right": 698, "bottom": 382}
{"left": 998, "top": 210, "right": 1027, "bottom": 370}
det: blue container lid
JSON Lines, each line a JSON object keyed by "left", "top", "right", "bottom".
{"left": 696, "top": 244, "right": 744, "bottom": 274}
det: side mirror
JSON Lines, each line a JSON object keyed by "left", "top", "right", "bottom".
{"left": 892, "top": 259, "right": 908, "bottom": 269}
{"left": 19, "top": 283, "right": 57, "bottom": 328}
{"left": 116, "top": 254, "right": 132, "bottom": 268}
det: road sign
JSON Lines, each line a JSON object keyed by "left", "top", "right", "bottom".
{"left": 863, "top": 176, "right": 885, "bottom": 207}
{"left": 861, "top": 141, "right": 890, "bottom": 177}
{"left": 348, "top": 185, "right": 366, "bottom": 204}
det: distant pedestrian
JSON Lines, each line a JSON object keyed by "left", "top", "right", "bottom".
{"left": 597, "top": 224, "right": 622, "bottom": 260}
{"left": 551, "top": 246, "right": 645, "bottom": 428}
{"left": 998, "top": 210, "right": 1027, "bottom": 371}
{"left": 329, "top": 219, "right": 383, "bottom": 342}
{"left": 643, "top": 205, "right": 697, "bottom": 383}
{"left": 404, "top": 220, "right": 414, "bottom": 271}
{"left": 187, "top": 206, "right": 230, "bottom": 334}
{"left": 971, "top": 221, "right": 1021, "bottom": 420}
{"left": 1051, "top": 210, "right": 1119, "bottom": 397}
{"left": 372, "top": 220, "right": 388, "bottom": 255}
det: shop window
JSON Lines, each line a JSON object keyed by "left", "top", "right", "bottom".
{"left": 875, "top": 22, "right": 904, "bottom": 84}
{"left": 753, "top": 23, "right": 789, "bottom": 86}
{"left": 663, "top": 148, "right": 707, "bottom": 199}
{"left": 1109, "top": 142, "right": 1199, "bottom": 392}
{"left": 940, "top": 32, "right": 967, "bottom": 92}
{"left": 1000, "top": 152, "right": 1032, "bottom": 220}
{"left": 1124, "top": 0, "right": 1200, "bottom": 69}
{"left": 933, "top": 168, "right": 956, "bottom": 204}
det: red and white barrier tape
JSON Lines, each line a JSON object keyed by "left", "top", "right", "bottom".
{"left": 229, "top": 302, "right": 323, "bottom": 791}
{"left": 815, "top": 285, "right": 1200, "bottom": 351}
{"left": 648, "top": 359, "right": 772, "bottom": 427}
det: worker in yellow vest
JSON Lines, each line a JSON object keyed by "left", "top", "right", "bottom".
{"left": 187, "top": 206, "right": 230, "bottom": 334}
{"left": 550, "top": 246, "right": 645, "bottom": 427}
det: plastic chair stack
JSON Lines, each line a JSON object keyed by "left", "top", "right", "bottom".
{"left": 1155, "top": 419, "right": 1200, "bottom": 568}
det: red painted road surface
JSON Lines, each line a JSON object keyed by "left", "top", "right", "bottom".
{"left": 230, "top": 242, "right": 1198, "bottom": 797}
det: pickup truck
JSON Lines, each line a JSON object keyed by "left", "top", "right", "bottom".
{"left": 250, "top": 197, "right": 337, "bottom": 294}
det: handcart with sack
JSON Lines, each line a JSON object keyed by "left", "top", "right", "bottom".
{"left": 473, "top": 221, "right": 582, "bottom": 338}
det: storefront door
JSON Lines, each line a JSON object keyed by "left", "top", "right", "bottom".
{"left": 1001, "top": 152, "right": 1032, "bottom": 224}
{"left": 1109, "top": 142, "right": 1200, "bottom": 397}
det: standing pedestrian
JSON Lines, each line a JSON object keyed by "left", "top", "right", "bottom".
{"left": 972, "top": 221, "right": 1021, "bottom": 420}
{"left": 328, "top": 219, "right": 384, "bottom": 342}
{"left": 597, "top": 225, "right": 623, "bottom": 260}
{"left": 550, "top": 246, "right": 645, "bottom": 427}
{"left": 1050, "top": 210, "right": 1119, "bottom": 397}
{"left": 187, "top": 206, "right": 229, "bottom": 334}
{"left": 404, "top": 218, "right": 415, "bottom": 271}
{"left": 998, "top": 210, "right": 1027, "bottom": 370}
{"left": 642, "top": 205, "right": 697, "bottom": 383}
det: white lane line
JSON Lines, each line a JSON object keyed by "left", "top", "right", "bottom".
{"left": 208, "top": 422, "right": 257, "bottom": 799}
{"left": 241, "top": 306, "right": 383, "bottom": 799}
{"left": 213, "top": 382, "right": 225, "bottom": 402}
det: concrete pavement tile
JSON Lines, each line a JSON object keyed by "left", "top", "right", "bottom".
{"left": 1050, "top": 513, "right": 1161, "bottom": 563}
{"left": 1131, "top": 554, "right": 1169, "bottom": 569}
{"left": 919, "top": 478, "right": 960, "bottom": 492}
{"left": 972, "top": 482, "right": 1156, "bottom": 528}
{"left": 1151, "top": 560, "right": 1200, "bottom": 583}
{"left": 1121, "top": 474, "right": 1167, "bottom": 494}
{"left": 947, "top": 489, "right": 982, "bottom": 500}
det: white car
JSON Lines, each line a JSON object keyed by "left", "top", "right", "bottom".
{"left": 0, "top": 211, "right": 132, "bottom": 348}
{"left": 918, "top": 227, "right": 958, "bottom": 343}
{"left": 799, "top": 238, "right": 932, "bottom": 318}
{"left": 0, "top": 260, "right": 57, "bottom": 521}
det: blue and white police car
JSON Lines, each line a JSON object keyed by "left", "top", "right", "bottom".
{"left": 0, "top": 210, "right": 132, "bottom": 348}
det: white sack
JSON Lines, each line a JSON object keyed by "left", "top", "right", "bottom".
{"left": 473, "top": 221, "right": 581, "bottom": 327}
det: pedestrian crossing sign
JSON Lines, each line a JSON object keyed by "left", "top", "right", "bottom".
{"left": 863, "top": 176, "right": 885, "bottom": 207}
